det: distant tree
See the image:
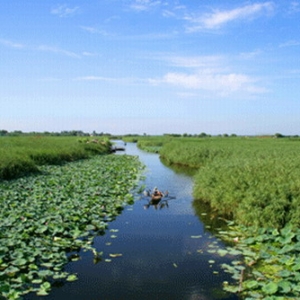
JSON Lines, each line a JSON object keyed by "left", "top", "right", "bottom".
{"left": 163, "top": 133, "right": 181, "bottom": 137}
{"left": 198, "top": 132, "right": 207, "bottom": 138}
{"left": 0, "top": 130, "right": 8, "bottom": 136}
{"left": 274, "top": 133, "right": 284, "bottom": 138}
{"left": 10, "top": 130, "right": 23, "bottom": 136}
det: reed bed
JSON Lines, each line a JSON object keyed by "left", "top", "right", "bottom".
{"left": 158, "top": 137, "right": 300, "bottom": 229}
{"left": 132, "top": 135, "right": 300, "bottom": 298}
{"left": 0, "top": 136, "right": 112, "bottom": 180}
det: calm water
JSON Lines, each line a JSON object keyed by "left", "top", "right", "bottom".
{"left": 27, "top": 142, "right": 240, "bottom": 300}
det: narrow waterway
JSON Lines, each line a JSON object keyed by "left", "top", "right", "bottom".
{"left": 28, "top": 142, "right": 240, "bottom": 300}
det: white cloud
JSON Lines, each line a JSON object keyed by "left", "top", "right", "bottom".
{"left": 239, "top": 50, "right": 262, "bottom": 59}
{"left": 80, "top": 26, "right": 112, "bottom": 37}
{"left": 0, "top": 39, "right": 25, "bottom": 49}
{"left": 51, "top": 5, "right": 79, "bottom": 17}
{"left": 129, "top": 0, "right": 162, "bottom": 12}
{"left": 74, "top": 76, "right": 144, "bottom": 85}
{"left": 288, "top": 1, "right": 300, "bottom": 14}
{"left": 186, "top": 2, "right": 274, "bottom": 31}
{"left": 165, "top": 55, "right": 223, "bottom": 69}
{"left": 74, "top": 76, "right": 117, "bottom": 82}
{"left": 164, "top": 72, "right": 242, "bottom": 90}
{"left": 279, "top": 40, "right": 300, "bottom": 47}
{"left": 150, "top": 67, "right": 267, "bottom": 96}
{"left": 82, "top": 51, "right": 99, "bottom": 57}
{"left": 38, "top": 45, "right": 80, "bottom": 58}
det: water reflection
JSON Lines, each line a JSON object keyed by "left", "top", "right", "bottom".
{"left": 160, "top": 156, "right": 198, "bottom": 177}
{"left": 160, "top": 156, "right": 231, "bottom": 234}
{"left": 25, "top": 142, "right": 240, "bottom": 300}
{"left": 192, "top": 200, "right": 230, "bottom": 235}
{"left": 143, "top": 198, "right": 169, "bottom": 210}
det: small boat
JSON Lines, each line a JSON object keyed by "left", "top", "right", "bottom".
{"left": 143, "top": 188, "right": 169, "bottom": 201}
{"left": 151, "top": 194, "right": 162, "bottom": 201}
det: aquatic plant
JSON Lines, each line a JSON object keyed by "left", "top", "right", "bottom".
{"left": 0, "top": 154, "right": 143, "bottom": 299}
{"left": 215, "top": 223, "right": 300, "bottom": 299}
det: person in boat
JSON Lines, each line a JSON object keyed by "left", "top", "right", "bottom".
{"left": 152, "top": 187, "right": 163, "bottom": 198}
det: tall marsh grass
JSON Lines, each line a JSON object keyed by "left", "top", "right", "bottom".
{"left": 0, "top": 136, "right": 111, "bottom": 180}
{"left": 158, "top": 137, "right": 300, "bottom": 229}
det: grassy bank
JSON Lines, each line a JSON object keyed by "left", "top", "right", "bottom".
{"left": 135, "top": 136, "right": 300, "bottom": 229}
{"left": 124, "top": 135, "right": 300, "bottom": 298}
{"left": 123, "top": 135, "right": 300, "bottom": 229}
{"left": 0, "top": 136, "right": 112, "bottom": 180}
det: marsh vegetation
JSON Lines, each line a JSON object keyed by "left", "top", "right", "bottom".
{"left": 2, "top": 134, "right": 300, "bottom": 299}
{"left": 127, "top": 135, "right": 300, "bottom": 299}
{"left": 0, "top": 137, "right": 143, "bottom": 299}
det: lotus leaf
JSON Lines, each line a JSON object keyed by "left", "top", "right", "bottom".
{"left": 66, "top": 274, "right": 78, "bottom": 282}
{"left": 261, "top": 282, "right": 278, "bottom": 295}
{"left": 278, "top": 280, "right": 292, "bottom": 294}
{"left": 0, "top": 154, "right": 143, "bottom": 298}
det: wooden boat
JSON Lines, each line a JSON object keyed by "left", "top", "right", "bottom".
{"left": 151, "top": 194, "right": 162, "bottom": 201}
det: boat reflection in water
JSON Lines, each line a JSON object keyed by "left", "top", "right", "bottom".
{"left": 144, "top": 198, "right": 169, "bottom": 210}
{"left": 143, "top": 188, "right": 172, "bottom": 210}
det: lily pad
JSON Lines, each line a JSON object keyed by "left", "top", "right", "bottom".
{"left": 66, "top": 274, "right": 78, "bottom": 282}
{"left": 262, "top": 282, "right": 278, "bottom": 295}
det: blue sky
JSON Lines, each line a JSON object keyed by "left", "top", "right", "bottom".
{"left": 1, "top": 1, "right": 300, "bottom": 135}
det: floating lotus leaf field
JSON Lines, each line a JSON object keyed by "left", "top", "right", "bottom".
{"left": 216, "top": 223, "right": 300, "bottom": 299}
{"left": 0, "top": 154, "right": 143, "bottom": 299}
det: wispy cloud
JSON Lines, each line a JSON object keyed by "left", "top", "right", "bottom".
{"left": 0, "top": 39, "right": 25, "bottom": 49}
{"left": 51, "top": 5, "right": 79, "bottom": 17}
{"left": 38, "top": 45, "right": 80, "bottom": 58}
{"left": 74, "top": 76, "right": 117, "bottom": 82}
{"left": 80, "top": 26, "right": 111, "bottom": 36}
{"left": 129, "top": 0, "right": 162, "bottom": 12}
{"left": 74, "top": 76, "right": 145, "bottom": 85}
{"left": 82, "top": 51, "right": 100, "bottom": 57}
{"left": 287, "top": 1, "right": 300, "bottom": 14}
{"left": 186, "top": 2, "right": 274, "bottom": 31}
{"left": 0, "top": 38, "right": 80, "bottom": 59}
{"left": 239, "top": 49, "right": 262, "bottom": 59}
{"left": 163, "top": 55, "right": 223, "bottom": 69}
{"left": 279, "top": 40, "right": 300, "bottom": 47}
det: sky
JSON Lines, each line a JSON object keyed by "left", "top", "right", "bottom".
{"left": 1, "top": 0, "right": 300, "bottom": 135}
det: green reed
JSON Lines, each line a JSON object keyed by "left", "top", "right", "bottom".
{"left": 0, "top": 136, "right": 112, "bottom": 180}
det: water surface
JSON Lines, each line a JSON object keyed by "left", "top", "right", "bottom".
{"left": 27, "top": 142, "right": 240, "bottom": 300}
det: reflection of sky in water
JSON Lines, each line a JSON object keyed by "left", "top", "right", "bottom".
{"left": 29, "top": 142, "right": 239, "bottom": 300}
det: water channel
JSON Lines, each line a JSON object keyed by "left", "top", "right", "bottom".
{"left": 27, "top": 142, "right": 240, "bottom": 300}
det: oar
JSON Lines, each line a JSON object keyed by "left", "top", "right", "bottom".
{"left": 143, "top": 189, "right": 151, "bottom": 197}
{"left": 163, "top": 196, "right": 176, "bottom": 200}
